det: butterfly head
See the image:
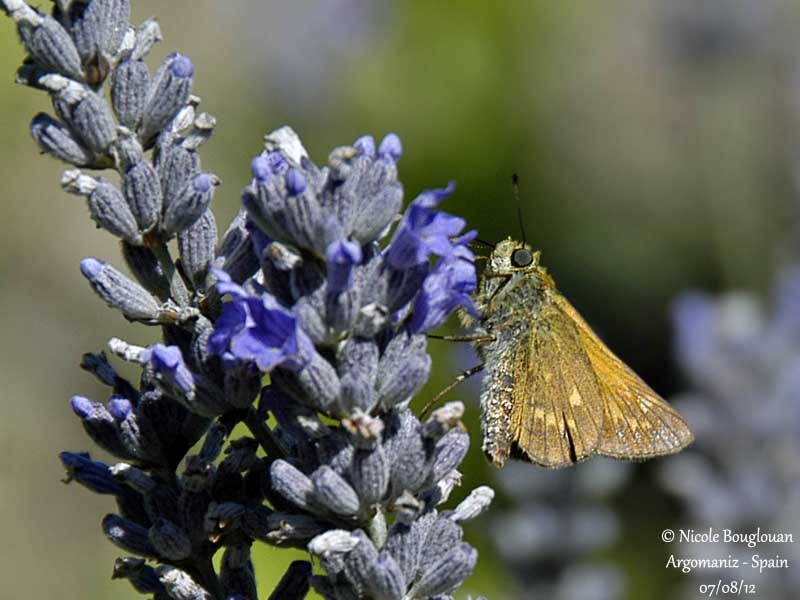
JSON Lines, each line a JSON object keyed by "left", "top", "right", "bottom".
{"left": 479, "top": 237, "right": 557, "bottom": 293}
{"left": 486, "top": 238, "right": 540, "bottom": 273}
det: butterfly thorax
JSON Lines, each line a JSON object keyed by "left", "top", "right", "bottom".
{"left": 462, "top": 238, "right": 554, "bottom": 341}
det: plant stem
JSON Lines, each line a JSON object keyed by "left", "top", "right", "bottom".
{"left": 193, "top": 555, "right": 225, "bottom": 599}
{"left": 244, "top": 406, "right": 285, "bottom": 459}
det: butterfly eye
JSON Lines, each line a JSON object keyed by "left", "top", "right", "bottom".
{"left": 511, "top": 248, "right": 533, "bottom": 268}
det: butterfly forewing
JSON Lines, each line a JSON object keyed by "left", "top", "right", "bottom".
{"left": 553, "top": 294, "right": 694, "bottom": 458}
{"left": 505, "top": 300, "right": 604, "bottom": 468}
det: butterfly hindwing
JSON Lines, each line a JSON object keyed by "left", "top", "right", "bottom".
{"left": 553, "top": 294, "right": 694, "bottom": 458}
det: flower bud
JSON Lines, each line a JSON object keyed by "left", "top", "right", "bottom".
{"left": 112, "top": 557, "right": 164, "bottom": 595}
{"left": 311, "top": 466, "right": 360, "bottom": 516}
{"left": 102, "top": 513, "right": 157, "bottom": 557}
{"left": 69, "top": 90, "right": 117, "bottom": 153}
{"left": 353, "top": 134, "right": 376, "bottom": 157}
{"left": 270, "top": 459, "right": 314, "bottom": 511}
{"left": 178, "top": 209, "right": 217, "bottom": 291}
{"left": 162, "top": 172, "right": 218, "bottom": 235}
{"left": 156, "top": 566, "right": 212, "bottom": 600}
{"left": 349, "top": 446, "right": 389, "bottom": 506}
{"left": 148, "top": 518, "right": 192, "bottom": 561}
{"left": 342, "top": 529, "right": 379, "bottom": 595}
{"left": 410, "top": 542, "right": 477, "bottom": 597}
{"left": 366, "top": 552, "right": 406, "bottom": 600}
{"left": 80, "top": 258, "right": 160, "bottom": 321}
{"left": 122, "top": 159, "right": 162, "bottom": 232}
{"left": 18, "top": 14, "right": 83, "bottom": 79}
{"left": 120, "top": 242, "right": 170, "bottom": 298}
{"left": 451, "top": 486, "right": 495, "bottom": 523}
{"left": 112, "top": 57, "right": 150, "bottom": 129}
{"left": 30, "top": 112, "right": 93, "bottom": 166}
{"left": 326, "top": 240, "right": 362, "bottom": 294}
{"left": 69, "top": 395, "right": 132, "bottom": 459}
{"left": 428, "top": 428, "right": 469, "bottom": 484}
{"left": 60, "top": 451, "right": 122, "bottom": 495}
{"left": 139, "top": 53, "right": 193, "bottom": 145}
{"left": 68, "top": 0, "right": 131, "bottom": 63}
{"left": 378, "top": 133, "right": 402, "bottom": 162}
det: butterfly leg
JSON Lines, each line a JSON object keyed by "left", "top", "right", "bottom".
{"left": 419, "top": 363, "right": 485, "bottom": 418}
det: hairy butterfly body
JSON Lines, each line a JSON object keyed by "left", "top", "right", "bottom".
{"left": 461, "top": 238, "right": 694, "bottom": 468}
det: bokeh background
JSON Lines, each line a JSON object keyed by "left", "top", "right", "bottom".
{"left": 1, "top": 1, "right": 799, "bottom": 599}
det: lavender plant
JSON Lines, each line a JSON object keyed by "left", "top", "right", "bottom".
{"left": 660, "top": 270, "right": 800, "bottom": 598}
{"left": 1, "top": 1, "right": 493, "bottom": 598}
{"left": 490, "top": 459, "right": 629, "bottom": 600}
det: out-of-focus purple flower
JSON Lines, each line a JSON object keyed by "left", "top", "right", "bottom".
{"left": 409, "top": 245, "right": 478, "bottom": 333}
{"left": 672, "top": 291, "right": 716, "bottom": 371}
{"left": 661, "top": 266, "right": 800, "bottom": 598}
{"left": 142, "top": 344, "right": 195, "bottom": 396}
{"left": 488, "top": 458, "right": 630, "bottom": 599}
{"left": 385, "top": 182, "right": 474, "bottom": 269}
{"left": 209, "top": 276, "right": 314, "bottom": 372}
{"left": 771, "top": 265, "right": 800, "bottom": 333}
{"left": 326, "top": 240, "right": 362, "bottom": 293}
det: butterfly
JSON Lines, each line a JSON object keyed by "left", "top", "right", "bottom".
{"left": 459, "top": 238, "right": 694, "bottom": 468}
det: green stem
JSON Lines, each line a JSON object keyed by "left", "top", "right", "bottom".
{"left": 152, "top": 243, "right": 191, "bottom": 306}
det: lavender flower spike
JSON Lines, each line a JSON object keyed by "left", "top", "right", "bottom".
{"left": 2, "top": 2, "right": 493, "bottom": 598}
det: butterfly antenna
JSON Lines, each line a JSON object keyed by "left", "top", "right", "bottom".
{"left": 471, "top": 238, "right": 497, "bottom": 249}
{"left": 512, "top": 173, "right": 527, "bottom": 246}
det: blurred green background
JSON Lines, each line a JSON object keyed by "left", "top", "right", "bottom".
{"left": 1, "top": 1, "right": 797, "bottom": 599}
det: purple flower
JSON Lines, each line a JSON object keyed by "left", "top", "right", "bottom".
{"left": 671, "top": 291, "right": 716, "bottom": 372}
{"left": 353, "top": 134, "right": 376, "bottom": 157}
{"left": 107, "top": 396, "right": 133, "bottom": 421}
{"left": 170, "top": 54, "right": 194, "bottom": 78}
{"left": 772, "top": 266, "right": 800, "bottom": 332}
{"left": 285, "top": 168, "right": 307, "bottom": 196}
{"left": 409, "top": 245, "right": 478, "bottom": 333}
{"left": 142, "top": 344, "right": 195, "bottom": 396}
{"left": 210, "top": 268, "right": 248, "bottom": 298}
{"left": 251, "top": 155, "right": 273, "bottom": 182}
{"left": 378, "top": 133, "right": 402, "bottom": 161}
{"left": 209, "top": 275, "right": 314, "bottom": 372}
{"left": 70, "top": 395, "right": 100, "bottom": 420}
{"left": 386, "top": 182, "right": 475, "bottom": 269}
{"left": 326, "top": 240, "right": 362, "bottom": 293}
{"left": 251, "top": 151, "right": 289, "bottom": 183}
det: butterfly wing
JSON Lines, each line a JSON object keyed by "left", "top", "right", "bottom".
{"left": 553, "top": 294, "right": 694, "bottom": 459}
{"left": 500, "top": 299, "right": 605, "bottom": 468}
